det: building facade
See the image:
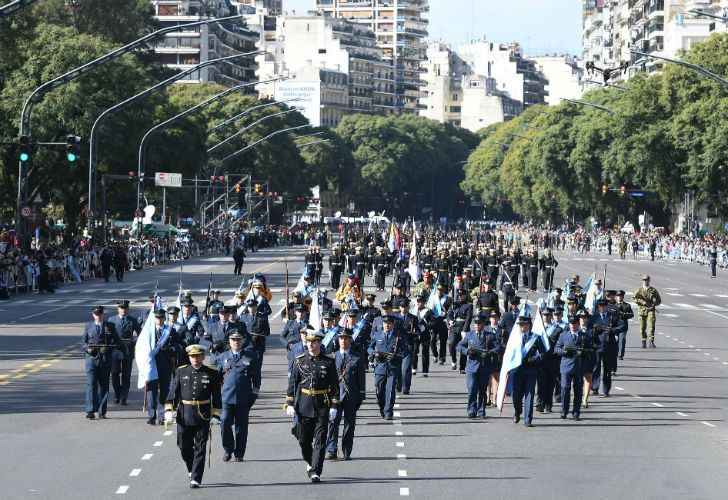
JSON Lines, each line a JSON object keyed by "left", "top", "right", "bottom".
{"left": 313, "top": 0, "right": 429, "bottom": 114}
{"left": 532, "top": 55, "right": 584, "bottom": 105}
{"left": 150, "top": 0, "right": 258, "bottom": 85}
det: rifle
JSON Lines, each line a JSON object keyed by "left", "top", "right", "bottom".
{"left": 633, "top": 288, "right": 658, "bottom": 313}
{"left": 374, "top": 350, "right": 403, "bottom": 362}
{"left": 204, "top": 272, "right": 212, "bottom": 319}
{"left": 466, "top": 347, "right": 494, "bottom": 359}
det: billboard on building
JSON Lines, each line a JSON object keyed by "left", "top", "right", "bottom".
{"left": 274, "top": 81, "right": 321, "bottom": 127}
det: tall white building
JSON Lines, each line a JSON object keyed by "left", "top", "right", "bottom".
{"left": 532, "top": 55, "right": 584, "bottom": 105}
{"left": 313, "top": 0, "right": 429, "bottom": 114}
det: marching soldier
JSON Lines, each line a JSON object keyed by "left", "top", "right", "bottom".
{"left": 305, "top": 247, "right": 318, "bottom": 283}
{"left": 360, "top": 293, "right": 381, "bottom": 323}
{"left": 430, "top": 284, "right": 452, "bottom": 366}
{"left": 396, "top": 298, "right": 418, "bottom": 394}
{"left": 413, "top": 294, "right": 433, "bottom": 377}
{"left": 164, "top": 345, "right": 222, "bottom": 489}
{"left": 616, "top": 290, "right": 634, "bottom": 360}
{"left": 328, "top": 245, "right": 344, "bottom": 290}
{"left": 325, "top": 329, "right": 366, "bottom": 460}
{"left": 420, "top": 247, "right": 434, "bottom": 274}
{"left": 177, "top": 298, "right": 206, "bottom": 347}
{"left": 524, "top": 248, "right": 539, "bottom": 292}
{"left": 203, "top": 305, "right": 241, "bottom": 364}
{"left": 499, "top": 261, "right": 519, "bottom": 311}
{"left": 634, "top": 275, "right": 661, "bottom": 348}
{"left": 373, "top": 247, "right": 388, "bottom": 291}
{"left": 282, "top": 290, "right": 305, "bottom": 320}
{"left": 344, "top": 308, "right": 372, "bottom": 356}
{"left": 146, "top": 308, "right": 181, "bottom": 425}
{"left": 354, "top": 246, "right": 367, "bottom": 286}
{"left": 554, "top": 316, "right": 594, "bottom": 420}
{"left": 539, "top": 249, "right": 558, "bottom": 292}
{"left": 434, "top": 250, "right": 451, "bottom": 287}
{"left": 456, "top": 314, "right": 500, "bottom": 419}
{"left": 233, "top": 245, "right": 245, "bottom": 275}
{"left": 447, "top": 288, "right": 473, "bottom": 373}
{"left": 215, "top": 331, "right": 260, "bottom": 462}
{"left": 510, "top": 316, "right": 545, "bottom": 427}
{"left": 238, "top": 299, "right": 270, "bottom": 380}
{"left": 286, "top": 330, "right": 340, "bottom": 483}
{"left": 472, "top": 279, "right": 500, "bottom": 315}
{"left": 82, "top": 305, "right": 120, "bottom": 419}
{"left": 368, "top": 315, "right": 409, "bottom": 419}
{"left": 205, "top": 290, "right": 224, "bottom": 321}
{"left": 109, "top": 300, "right": 141, "bottom": 406}
{"left": 590, "top": 298, "right": 620, "bottom": 397}
{"left": 485, "top": 248, "right": 499, "bottom": 284}
{"left": 535, "top": 308, "right": 562, "bottom": 413}
{"left": 486, "top": 311, "right": 505, "bottom": 407}
{"left": 280, "top": 303, "right": 309, "bottom": 371}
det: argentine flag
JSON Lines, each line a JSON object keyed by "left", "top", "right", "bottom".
{"left": 135, "top": 295, "right": 164, "bottom": 389}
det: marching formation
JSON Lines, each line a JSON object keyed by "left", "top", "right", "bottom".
{"left": 80, "top": 223, "right": 664, "bottom": 488}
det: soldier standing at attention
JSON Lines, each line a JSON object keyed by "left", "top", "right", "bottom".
{"left": 633, "top": 275, "right": 661, "bottom": 348}
{"left": 286, "top": 330, "right": 340, "bottom": 483}
{"left": 165, "top": 345, "right": 222, "bottom": 489}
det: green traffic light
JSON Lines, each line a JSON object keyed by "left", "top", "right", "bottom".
{"left": 66, "top": 152, "right": 77, "bottom": 162}
{"left": 19, "top": 152, "right": 29, "bottom": 162}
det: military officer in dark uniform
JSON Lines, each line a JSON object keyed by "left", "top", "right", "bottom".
{"left": 590, "top": 298, "right": 620, "bottom": 397}
{"left": 555, "top": 317, "right": 594, "bottom": 420}
{"left": 361, "top": 294, "right": 381, "bottom": 323}
{"left": 499, "top": 261, "right": 519, "bottom": 311}
{"left": 434, "top": 250, "right": 451, "bottom": 287}
{"left": 164, "top": 345, "right": 222, "bottom": 488}
{"left": 233, "top": 245, "right": 245, "bottom": 275}
{"left": 215, "top": 331, "right": 260, "bottom": 462}
{"left": 328, "top": 244, "right": 344, "bottom": 290}
{"left": 396, "top": 298, "right": 418, "bottom": 394}
{"left": 412, "top": 294, "right": 433, "bottom": 377}
{"left": 457, "top": 314, "right": 500, "bottom": 419}
{"left": 539, "top": 249, "right": 558, "bottom": 292}
{"left": 109, "top": 300, "right": 141, "bottom": 405}
{"left": 146, "top": 308, "right": 181, "bottom": 425}
{"left": 280, "top": 303, "right": 309, "bottom": 372}
{"left": 82, "top": 305, "right": 121, "bottom": 419}
{"left": 368, "top": 315, "right": 409, "bottom": 419}
{"left": 498, "top": 296, "right": 520, "bottom": 336}
{"left": 343, "top": 308, "right": 371, "bottom": 356}
{"left": 205, "top": 289, "right": 224, "bottom": 321}
{"left": 286, "top": 330, "right": 340, "bottom": 483}
{"left": 373, "top": 247, "right": 388, "bottom": 291}
{"left": 510, "top": 316, "right": 546, "bottom": 427}
{"left": 447, "top": 288, "right": 473, "bottom": 373}
{"left": 615, "top": 290, "right": 634, "bottom": 361}
{"left": 238, "top": 299, "right": 270, "bottom": 380}
{"left": 472, "top": 279, "right": 500, "bottom": 315}
{"left": 203, "top": 305, "right": 242, "bottom": 363}
{"left": 325, "top": 329, "right": 366, "bottom": 460}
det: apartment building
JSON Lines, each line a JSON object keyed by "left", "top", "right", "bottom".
{"left": 532, "top": 55, "right": 584, "bottom": 105}
{"left": 313, "top": 0, "right": 429, "bottom": 114}
{"left": 150, "top": 0, "right": 258, "bottom": 85}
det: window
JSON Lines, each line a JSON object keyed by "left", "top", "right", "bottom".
{"left": 450, "top": 106, "right": 461, "bottom": 113}
{"left": 319, "top": 48, "right": 327, "bottom": 54}
{"left": 452, "top": 94, "right": 458, "bottom": 101}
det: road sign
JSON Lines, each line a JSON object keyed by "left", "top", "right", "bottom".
{"left": 21, "top": 206, "right": 31, "bottom": 217}
{"left": 154, "top": 172, "right": 182, "bottom": 187}
{"left": 629, "top": 191, "right": 646, "bottom": 198}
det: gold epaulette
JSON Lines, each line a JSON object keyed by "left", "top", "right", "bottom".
{"left": 296, "top": 353, "right": 306, "bottom": 359}
{"left": 178, "top": 364, "right": 189, "bottom": 369}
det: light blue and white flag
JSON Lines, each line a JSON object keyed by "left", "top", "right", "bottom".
{"left": 135, "top": 295, "right": 164, "bottom": 389}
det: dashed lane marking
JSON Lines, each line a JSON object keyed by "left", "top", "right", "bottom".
{"left": 153, "top": 441, "right": 163, "bottom": 447}
{"left": 163, "top": 430, "right": 173, "bottom": 436}
{"left": 400, "top": 488, "right": 410, "bottom": 496}
{"left": 141, "top": 454, "right": 153, "bottom": 460}
{"left": 675, "top": 412, "right": 688, "bottom": 417}
{"left": 395, "top": 431, "right": 403, "bottom": 436}
{"left": 129, "top": 469, "right": 141, "bottom": 477}
{"left": 652, "top": 403, "right": 664, "bottom": 407}
{"left": 398, "top": 470, "right": 408, "bottom": 477}
{"left": 115, "top": 486, "right": 129, "bottom": 494}
{"left": 397, "top": 454, "right": 406, "bottom": 460}
{"left": 701, "top": 421, "right": 717, "bottom": 428}
{"left": 396, "top": 442, "right": 405, "bottom": 447}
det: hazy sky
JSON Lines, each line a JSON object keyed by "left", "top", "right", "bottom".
{"left": 282, "top": 0, "right": 582, "bottom": 56}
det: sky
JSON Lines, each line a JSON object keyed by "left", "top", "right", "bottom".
{"left": 282, "top": 0, "right": 582, "bottom": 56}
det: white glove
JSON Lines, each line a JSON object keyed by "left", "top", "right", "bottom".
{"left": 210, "top": 417, "right": 221, "bottom": 426}
{"left": 286, "top": 405, "right": 295, "bottom": 417}
{"left": 164, "top": 411, "right": 174, "bottom": 423}
{"left": 329, "top": 408, "right": 338, "bottom": 421}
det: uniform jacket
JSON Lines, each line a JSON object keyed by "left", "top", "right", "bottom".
{"left": 335, "top": 350, "right": 366, "bottom": 408}
{"left": 287, "top": 352, "right": 340, "bottom": 418}
{"left": 239, "top": 311, "right": 270, "bottom": 353}
{"left": 165, "top": 364, "right": 222, "bottom": 426}
{"left": 456, "top": 329, "right": 501, "bottom": 373}
{"left": 82, "top": 321, "right": 121, "bottom": 367}
{"left": 215, "top": 345, "right": 260, "bottom": 406}
{"left": 108, "top": 314, "right": 141, "bottom": 360}
{"left": 367, "top": 329, "right": 410, "bottom": 375}
{"left": 555, "top": 329, "right": 595, "bottom": 375}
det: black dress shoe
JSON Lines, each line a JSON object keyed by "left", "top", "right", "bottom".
{"left": 479, "top": 415, "right": 487, "bottom": 420}
{"left": 403, "top": 389, "right": 410, "bottom": 395}
{"left": 650, "top": 340, "right": 656, "bottom": 348}
{"left": 459, "top": 370, "right": 466, "bottom": 374}
{"left": 560, "top": 413, "right": 567, "bottom": 419}
{"left": 513, "top": 415, "right": 520, "bottom": 424}
{"left": 536, "top": 405, "right": 544, "bottom": 413}
{"left": 235, "top": 457, "right": 244, "bottom": 462}
{"left": 189, "top": 481, "right": 200, "bottom": 489}
{"left": 485, "top": 400, "right": 492, "bottom": 407}
{"left": 385, "top": 415, "right": 394, "bottom": 420}
{"left": 573, "top": 414, "right": 581, "bottom": 421}
{"left": 86, "top": 412, "right": 95, "bottom": 419}
{"left": 146, "top": 417, "right": 156, "bottom": 425}
{"left": 524, "top": 422, "right": 533, "bottom": 427}
{"left": 98, "top": 414, "right": 107, "bottom": 419}
{"left": 223, "top": 453, "right": 231, "bottom": 462}
{"left": 467, "top": 413, "right": 477, "bottom": 419}
{"left": 343, "top": 455, "right": 351, "bottom": 461}
{"left": 114, "top": 398, "right": 120, "bottom": 405}
{"left": 327, "top": 451, "right": 338, "bottom": 460}
{"left": 544, "top": 407, "right": 552, "bottom": 414}
{"left": 379, "top": 409, "right": 385, "bottom": 418}
{"left": 120, "top": 400, "right": 128, "bottom": 406}
{"left": 600, "top": 393, "right": 610, "bottom": 398}
{"left": 642, "top": 341, "right": 646, "bottom": 348}
{"left": 592, "top": 390, "right": 598, "bottom": 396}
{"left": 619, "top": 356, "right": 624, "bottom": 361}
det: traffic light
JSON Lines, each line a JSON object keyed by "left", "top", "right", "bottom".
{"left": 601, "top": 184, "right": 607, "bottom": 195}
{"left": 218, "top": 176, "right": 224, "bottom": 183}
{"left": 65, "top": 135, "right": 80, "bottom": 163}
{"left": 234, "top": 183, "right": 240, "bottom": 193}
{"left": 18, "top": 135, "right": 30, "bottom": 162}
{"left": 254, "top": 183, "right": 260, "bottom": 193}
{"left": 128, "top": 171, "right": 136, "bottom": 180}
{"left": 620, "top": 185, "right": 626, "bottom": 196}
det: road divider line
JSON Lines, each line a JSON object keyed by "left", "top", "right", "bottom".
{"left": 153, "top": 441, "right": 163, "bottom": 447}
{"left": 652, "top": 402, "right": 663, "bottom": 407}
{"left": 675, "top": 412, "right": 688, "bottom": 417}
{"left": 398, "top": 470, "right": 408, "bottom": 477}
{"left": 701, "top": 421, "right": 717, "bottom": 428}
{"left": 115, "top": 486, "right": 129, "bottom": 494}
{"left": 129, "top": 469, "right": 141, "bottom": 477}
{"left": 396, "top": 442, "right": 404, "bottom": 447}
{"left": 395, "top": 431, "right": 403, "bottom": 436}
{"left": 400, "top": 488, "right": 410, "bottom": 496}
{"left": 397, "top": 454, "right": 406, "bottom": 460}
{"left": 141, "top": 454, "right": 153, "bottom": 460}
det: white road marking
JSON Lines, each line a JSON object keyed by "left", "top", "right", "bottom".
{"left": 714, "top": 358, "right": 720, "bottom": 361}
{"left": 716, "top": 294, "right": 728, "bottom": 298}
{"left": 115, "top": 486, "right": 129, "bottom": 494}
{"left": 665, "top": 293, "right": 682, "bottom": 296}
{"left": 675, "top": 412, "right": 688, "bottom": 417}
{"left": 652, "top": 403, "right": 664, "bottom": 407}
{"left": 163, "top": 430, "right": 173, "bottom": 436}
{"left": 701, "top": 421, "right": 717, "bottom": 428}
{"left": 680, "top": 341, "right": 686, "bottom": 344}
{"left": 614, "top": 387, "right": 624, "bottom": 391}
{"left": 702, "top": 304, "right": 721, "bottom": 309}
{"left": 394, "top": 412, "right": 401, "bottom": 417}
{"left": 129, "top": 469, "right": 141, "bottom": 477}
{"left": 673, "top": 303, "right": 696, "bottom": 309}
{"left": 153, "top": 441, "right": 163, "bottom": 447}
{"left": 396, "top": 442, "right": 405, "bottom": 447}
{"left": 397, "top": 454, "right": 406, "bottom": 460}
{"left": 141, "top": 454, "right": 153, "bottom": 460}
{"left": 663, "top": 314, "right": 679, "bottom": 318}
{"left": 20, "top": 305, "right": 68, "bottom": 320}
{"left": 665, "top": 335, "right": 671, "bottom": 338}
{"left": 11, "top": 299, "right": 33, "bottom": 304}
{"left": 395, "top": 431, "right": 403, "bottom": 436}
{"left": 688, "top": 345, "right": 694, "bottom": 348}
{"left": 690, "top": 294, "right": 708, "bottom": 297}
{"left": 400, "top": 488, "right": 410, "bottom": 496}
{"left": 633, "top": 395, "right": 642, "bottom": 399}
{"left": 722, "top": 362, "right": 728, "bottom": 365}
{"left": 398, "top": 470, "right": 408, "bottom": 477}
{"left": 394, "top": 404, "right": 400, "bottom": 408}
{"left": 393, "top": 421, "right": 402, "bottom": 426}
{"left": 696, "top": 348, "right": 702, "bottom": 351}
{"left": 658, "top": 332, "right": 664, "bottom": 335}
{"left": 67, "top": 299, "right": 85, "bottom": 304}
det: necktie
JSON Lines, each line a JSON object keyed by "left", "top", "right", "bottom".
{"left": 234, "top": 352, "right": 240, "bottom": 362}
{"left": 573, "top": 332, "right": 577, "bottom": 343}
{"left": 601, "top": 313, "right": 605, "bottom": 321}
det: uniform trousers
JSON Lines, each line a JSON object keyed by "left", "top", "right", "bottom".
{"left": 296, "top": 415, "right": 329, "bottom": 475}
{"left": 221, "top": 404, "right": 249, "bottom": 458}
{"left": 177, "top": 423, "right": 209, "bottom": 483}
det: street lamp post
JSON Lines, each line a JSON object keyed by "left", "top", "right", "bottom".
{"left": 630, "top": 50, "right": 728, "bottom": 88}
{"left": 0, "top": 0, "right": 37, "bottom": 18}
{"left": 87, "top": 51, "right": 262, "bottom": 231}
{"left": 561, "top": 98, "right": 617, "bottom": 115}
{"left": 206, "top": 108, "right": 300, "bottom": 154}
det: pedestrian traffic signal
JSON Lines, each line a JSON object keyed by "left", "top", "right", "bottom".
{"left": 620, "top": 185, "right": 626, "bottom": 196}
{"left": 601, "top": 184, "right": 607, "bottom": 195}
{"left": 66, "top": 135, "right": 80, "bottom": 162}
{"left": 18, "top": 135, "right": 30, "bottom": 162}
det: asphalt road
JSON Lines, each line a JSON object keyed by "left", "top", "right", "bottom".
{"left": 1, "top": 244, "right": 727, "bottom": 500}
